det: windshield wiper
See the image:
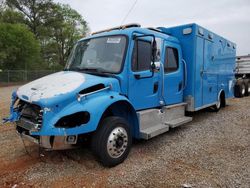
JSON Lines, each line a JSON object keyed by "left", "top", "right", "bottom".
{"left": 80, "top": 67, "right": 101, "bottom": 72}
{"left": 79, "top": 67, "right": 112, "bottom": 74}
{"left": 71, "top": 67, "right": 113, "bottom": 76}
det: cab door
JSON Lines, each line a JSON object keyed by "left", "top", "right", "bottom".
{"left": 128, "top": 38, "right": 160, "bottom": 110}
{"left": 163, "top": 42, "right": 183, "bottom": 105}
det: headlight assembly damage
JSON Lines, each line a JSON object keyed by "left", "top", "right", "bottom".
{"left": 54, "top": 111, "right": 90, "bottom": 128}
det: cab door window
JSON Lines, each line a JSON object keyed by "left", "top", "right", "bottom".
{"left": 132, "top": 40, "right": 152, "bottom": 72}
{"left": 164, "top": 47, "right": 179, "bottom": 73}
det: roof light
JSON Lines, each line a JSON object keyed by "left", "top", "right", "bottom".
{"left": 183, "top": 28, "right": 192, "bottom": 35}
{"left": 208, "top": 33, "right": 214, "bottom": 40}
{"left": 198, "top": 28, "right": 204, "bottom": 36}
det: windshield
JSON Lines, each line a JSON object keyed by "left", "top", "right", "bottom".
{"left": 66, "top": 35, "right": 127, "bottom": 74}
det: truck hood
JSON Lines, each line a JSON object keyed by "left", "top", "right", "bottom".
{"left": 16, "top": 71, "right": 120, "bottom": 106}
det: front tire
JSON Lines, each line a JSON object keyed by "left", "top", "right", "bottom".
{"left": 91, "top": 116, "right": 132, "bottom": 167}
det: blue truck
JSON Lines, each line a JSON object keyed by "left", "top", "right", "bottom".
{"left": 4, "top": 23, "right": 236, "bottom": 166}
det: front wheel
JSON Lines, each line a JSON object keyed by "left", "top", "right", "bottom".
{"left": 91, "top": 116, "right": 132, "bottom": 167}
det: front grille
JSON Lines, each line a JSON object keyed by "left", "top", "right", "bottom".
{"left": 17, "top": 100, "right": 43, "bottom": 131}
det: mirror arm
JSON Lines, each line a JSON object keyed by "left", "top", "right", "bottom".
{"left": 136, "top": 38, "right": 139, "bottom": 71}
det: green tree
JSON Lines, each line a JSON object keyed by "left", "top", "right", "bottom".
{"left": 0, "top": 23, "right": 42, "bottom": 70}
{"left": 43, "top": 4, "right": 89, "bottom": 67}
{"left": 6, "top": 0, "right": 55, "bottom": 38}
{"left": 0, "top": 8, "right": 26, "bottom": 24}
{"left": 5, "top": 0, "right": 89, "bottom": 68}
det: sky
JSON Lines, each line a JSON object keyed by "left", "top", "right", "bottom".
{"left": 56, "top": 0, "right": 250, "bottom": 55}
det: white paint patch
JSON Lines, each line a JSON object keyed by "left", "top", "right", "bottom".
{"left": 17, "top": 71, "right": 85, "bottom": 102}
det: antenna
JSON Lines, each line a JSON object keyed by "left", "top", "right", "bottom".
{"left": 120, "top": 0, "right": 138, "bottom": 25}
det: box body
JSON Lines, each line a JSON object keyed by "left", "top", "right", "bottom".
{"left": 161, "top": 24, "right": 236, "bottom": 111}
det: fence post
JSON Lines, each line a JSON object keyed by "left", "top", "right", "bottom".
{"left": 23, "top": 70, "right": 25, "bottom": 82}
{"left": 26, "top": 70, "right": 28, "bottom": 82}
{"left": 7, "top": 70, "right": 10, "bottom": 84}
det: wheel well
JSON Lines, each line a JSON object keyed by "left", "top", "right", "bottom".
{"left": 98, "top": 100, "right": 139, "bottom": 138}
{"left": 219, "top": 90, "right": 226, "bottom": 107}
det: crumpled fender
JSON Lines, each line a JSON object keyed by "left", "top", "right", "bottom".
{"left": 2, "top": 91, "right": 20, "bottom": 124}
{"left": 32, "top": 90, "right": 135, "bottom": 136}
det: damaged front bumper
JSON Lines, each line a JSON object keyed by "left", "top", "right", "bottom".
{"left": 4, "top": 91, "right": 78, "bottom": 150}
{"left": 17, "top": 124, "right": 78, "bottom": 150}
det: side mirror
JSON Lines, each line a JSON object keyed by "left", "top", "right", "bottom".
{"left": 152, "top": 61, "right": 160, "bottom": 71}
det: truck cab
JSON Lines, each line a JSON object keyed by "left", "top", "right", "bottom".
{"left": 4, "top": 23, "right": 236, "bottom": 166}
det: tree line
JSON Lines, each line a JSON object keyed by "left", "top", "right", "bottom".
{"left": 0, "top": 0, "right": 89, "bottom": 71}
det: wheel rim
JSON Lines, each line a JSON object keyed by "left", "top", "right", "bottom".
{"left": 242, "top": 86, "right": 245, "bottom": 95}
{"left": 248, "top": 84, "right": 250, "bottom": 93}
{"left": 216, "top": 98, "right": 221, "bottom": 109}
{"left": 107, "top": 127, "right": 128, "bottom": 158}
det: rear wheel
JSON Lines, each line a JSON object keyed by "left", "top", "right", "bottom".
{"left": 91, "top": 116, "right": 132, "bottom": 167}
{"left": 234, "top": 81, "right": 245, "bottom": 98}
{"left": 244, "top": 79, "right": 250, "bottom": 96}
{"left": 210, "top": 92, "right": 225, "bottom": 112}
{"left": 241, "top": 82, "right": 246, "bottom": 97}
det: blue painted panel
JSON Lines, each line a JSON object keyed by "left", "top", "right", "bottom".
{"left": 202, "top": 39, "right": 218, "bottom": 105}
{"left": 194, "top": 36, "right": 204, "bottom": 108}
{"left": 160, "top": 23, "right": 236, "bottom": 110}
{"left": 128, "top": 71, "right": 160, "bottom": 110}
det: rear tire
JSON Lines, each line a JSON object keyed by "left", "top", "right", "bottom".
{"left": 244, "top": 79, "right": 250, "bottom": 96}
{"left": 91, "top": 116, "right": 132, "bottom": 167}
{"left": 234, "top": 81, "right": 245, "bottom": 98}
{"left": 240, "top": 82, "right": 246, "bottom": 97}
{"left": 210, "top": 92, "right": 225, "bottom": 112}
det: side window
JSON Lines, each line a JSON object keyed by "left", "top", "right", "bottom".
{"left": 164, "top": 47, "right": 179, "bottom": 73}
{"left": 132, "top": 40, "right": 152, "bottom": 72}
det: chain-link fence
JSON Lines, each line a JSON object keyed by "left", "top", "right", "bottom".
{"left": 0, "top": 70, "right": 57, "bottom": 85}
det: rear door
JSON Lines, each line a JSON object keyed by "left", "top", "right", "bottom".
{"left": 163, "top": 42, "right": 184, "bottom": 105}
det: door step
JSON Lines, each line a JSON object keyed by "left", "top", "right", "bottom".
{"left": 140, "top": 124, "right": 169, "bottom": 140}
{"left": 137, "top": 103, "right": 192, "bottom": 140}
{"left": 165, "top": 116, "right": 192, "bottom": 128}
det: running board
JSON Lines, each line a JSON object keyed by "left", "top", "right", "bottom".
{"left": 137, "top": 103, "right": 192, "bottom": 140}
{"left": 140, "top": 124, "right": 169, "bottom": 140}
{"left": 165, "top": 116, "right": 192, "bottom": 128}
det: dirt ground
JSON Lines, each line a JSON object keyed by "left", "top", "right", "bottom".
{"left": 0, "top": 86, "right": 249, "bottom": 188}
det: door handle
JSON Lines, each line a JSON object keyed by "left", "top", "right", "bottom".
{"left": 200, "top": 70, "right": 207, "bottom": 76}
{"left": 178, "top": 82, "right": 182, "bottom": 92}
{"left": 153, "top": 82, "right": 159, "bottom": 93}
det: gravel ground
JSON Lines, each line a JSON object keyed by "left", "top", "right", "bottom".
{"left": 0, "top": 85, "right": 249, "bottom": 188}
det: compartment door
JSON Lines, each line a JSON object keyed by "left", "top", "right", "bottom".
{"left": 195, "top": 36, "right": 204, "bottom": 108}
{"left": 202, "top": 39, "right": 217, "bottom": 105}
